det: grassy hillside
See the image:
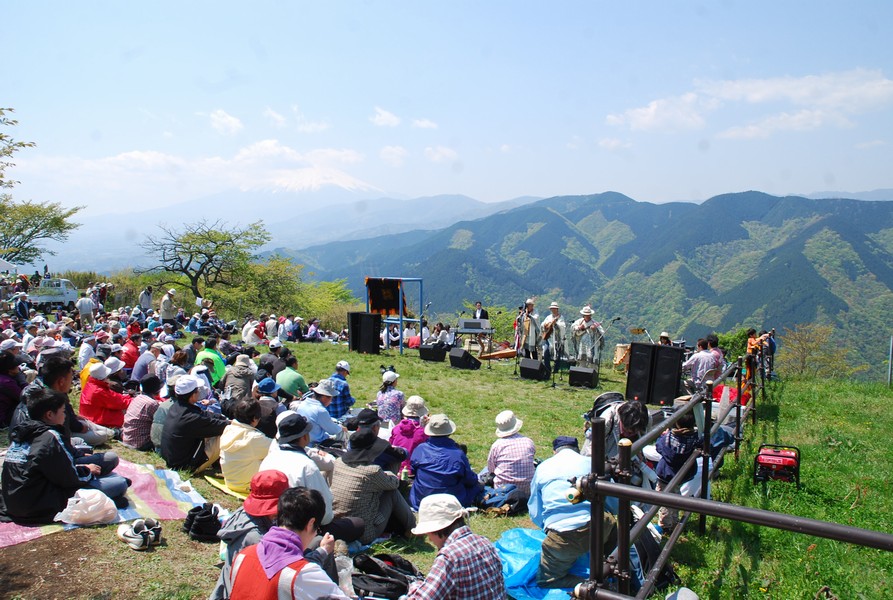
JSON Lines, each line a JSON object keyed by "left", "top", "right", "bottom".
{"left": 1, "top": 341, "right": 891, "bottom": 598}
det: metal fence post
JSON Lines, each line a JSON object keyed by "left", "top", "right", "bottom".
{"left": 700, "top": 381, "right": 713, "bottom": 535}
{"left": 617, "top": 438, "right": 633, "bottom": 595}
{"left": 591, "top": 416, "right": 606, "bottom": 586}
{"left": 735, "top": 357, "right": 743, "bottom": 460}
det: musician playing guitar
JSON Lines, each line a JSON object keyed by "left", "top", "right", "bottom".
{"left": 540, "top": 301, "right": 566, "bottom": 375}
{"left": 515, "top": 298, "right": 540, "bottom": 359}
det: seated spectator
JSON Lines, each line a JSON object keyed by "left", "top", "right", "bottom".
{"left": 253, "top": 377, "right": 284, "bottom": 439}
{"left": 304, "top": 318, "right": 323, "bottom": 342}
{"left": 331, "top": 428, "right": 416, "bottom": 544}
{"left": 259, "top": 413, "right": 363, "bottom": 543}
{"left": 121, "top": 333, "right": 141, "bottom": 370}
{"left": 157, "top": 349, "right": 189, "bottom": 395}
{"left": 160, "top": 374, "right": 229, "bottom": 473}
{"left": 582, "top": 398, "right": 650, "bottom": 461}
{"left": 275, "top": 355, "right": 309, "bottom": 397}
{"left": 376, "top": 369, "right": 405, "bottom": 426}
{"left": 655, "top": 409, "right": 701, "bottom": 533}
{"left": 121, "top": 375, "right": 163, "bottom": 451}
{"left": 130, "top": 342, "right": 165, "bottom": 382}
{"left": 405, "top": 494, "right": 505, "bottom": 599}
{"left": 76, "top": 334, "right": 98, "bottom": 371}
{"left": 258, "top": 339, "right": 286, "bottom": 378}
{"left": 183, "top": 336, "right": 204, "bottom": 367}
{"left": 0, "top": 388, "right": 130, "bottom": 523}
{"left": 0, "top": 349, "right": 24, "bottom": 427}
{"left": 682, "top": 338, "right": 715, "bottom": 392}
{"left": 218, "top": 330, "right": 237, "bottom": 356}
{"left": 327, "top": 360, "right": 355, "bottom": 420}
{"left": 351, "top": 408, "right": 406, "bottom": 473}
{"left": 409, "top": 414, "right": 482, "bottom": 510}
{"left": 390, "top": 395, "right": 429, "bottom": 475}
{"left": 486, "top": 410, "right": 536, "bottom": 498}
{"left": 80, "top": 361, "right": 133, "bottom": 430}
{"left": 240, "top": 319, "right": 264, "bottom": 346}
{"left": 220, "top": 398, "right": 271, "bottom": 493}
{"left": 195, "top": 337, "right": 226, "bottom": 385}
{"left": 220, "top": 354, "right": 255, "bottom": 409}
{"left": 228, "top": 488, "right": 348, "bottom": 600}
{"left": 297, "top": 379, "right": 347, "bottom": 447}
{"left": 210, "top": 470, "right": 337, "bottom": 600}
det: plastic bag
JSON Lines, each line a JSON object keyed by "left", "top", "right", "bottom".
{"left": 53, "top": 488, "right": 118, "bottom": 525}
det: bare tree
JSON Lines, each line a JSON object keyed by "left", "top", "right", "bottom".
{"left": 140, "top": 220, "right": 270, "bottom": 299}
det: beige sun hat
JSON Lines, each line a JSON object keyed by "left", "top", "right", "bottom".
{"left": 235, "top": 354, "right": 252, "bottom": 368}
{"left": 580, "top": 306, "right": 594, "bottom": 316}
{"left": 495, "top": 410, "right": 523, "bottom": 438}
{"left": 411, "top": 493, "right": 475, "bottom": 535}
{"left": 402, "top": 395, "right": 428, "bottom": 418}
{"left": 424, "top": 413, "right": 456, "bottom": 437}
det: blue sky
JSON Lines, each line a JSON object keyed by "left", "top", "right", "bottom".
{"left": 5, "top": 1, "right": 893, "bottom": 216}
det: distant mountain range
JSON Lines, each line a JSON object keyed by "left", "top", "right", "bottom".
{"left": 279, "top": 190, "right": 893, "bottom": 377}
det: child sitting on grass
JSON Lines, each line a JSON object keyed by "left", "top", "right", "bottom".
{"left": 655, "top": 409, "right": 701, "bottom": 535}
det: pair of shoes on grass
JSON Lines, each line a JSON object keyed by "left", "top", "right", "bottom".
{"left": 182, "top": 503, "right": 221, "bottom": 542}
{"left": 117, "top": 518, "right": 162, "bottom": 551}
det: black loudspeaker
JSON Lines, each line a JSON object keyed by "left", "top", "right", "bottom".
{"left": 418, "top": 344, "right": 447, "bottom": 362}
{"left": 569, "top": 366, "right": 598, "bottom": 388}
{"left": 651, "top": 345, "right": 684, "bottom": 406}
{"left": 624, "top": 342, "right": 684, "bottom": 405}
{"left": 519, "top": 358, "right": 549, "bottom": 381}
{"left": 625, "top": 342, "right": 656, "bottom": 402}
{"left": 348, "top": 312, "right": 381, "bottom": 355}
{"left": 449, "top": 347, "right": 481, "bottom": 370}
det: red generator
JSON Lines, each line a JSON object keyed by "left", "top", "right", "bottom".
{"left": 753, "top": 444, "right": 800, "bottom": 488}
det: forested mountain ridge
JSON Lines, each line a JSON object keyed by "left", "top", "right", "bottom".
{"left": 282, "top": 191, "right": 893, "bottom": 375}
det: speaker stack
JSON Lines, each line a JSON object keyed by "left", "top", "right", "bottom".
{"left": 449, "top": 347, "right": 481, "bottom": 370}
{"left": 519, "top": 358, "right": 549, "bottom": 381}
{"left": 624, "top": 342, "right": 684, "bottom": 405}
{"left": 347, "top": 312, "right": 382, "bottom": 355}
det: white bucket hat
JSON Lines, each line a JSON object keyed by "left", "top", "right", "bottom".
{"left": 549, "top": 301, "right": 560, "bottom": 309}
{"left": 424, "top": 413, "right": 456, "bottom": 437}
{"left": 314, "top": 378, "right": 339, "bottom": 397}
{"left": 402, "top": 395, "right": 428, "bottom": 418}
{"left": 495, "top": 410, "right": 523, "bottom": 438}
{"left": 579, "top": 306, "right": 594, "bottom": 316}
{"left": 104, "top": 356, "right": 125, "bottom": 375}
{"left": 89, "top": 362, "right": 111, "bottom": 381}
{"left": 411, "top": 494, "right": 475, "bottom": 535}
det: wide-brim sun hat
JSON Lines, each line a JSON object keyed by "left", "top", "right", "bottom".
{"left": 495, "top": 410, "right": 523, "bottom": 438}
{"left": 411, "top": 494, "right": 475, "bottom": 535}
{"left": 580, "top": 306, "right": 594, "bottom": 316}
{"left": 424, "top": 413, "right": 456, "bottom": 437}
{"left": 402, "top": 395, "right": 428, "bottom": 417}
{"left": 313, "top": 378, "right": 338, "bottom": 397}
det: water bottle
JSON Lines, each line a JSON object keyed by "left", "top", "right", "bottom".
{"left": 335, "top": 554, "right": 353, "bottom": 596}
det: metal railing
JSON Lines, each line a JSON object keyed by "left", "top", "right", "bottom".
{"left": 571, "top": 355, "right": 893, "bottom": 599}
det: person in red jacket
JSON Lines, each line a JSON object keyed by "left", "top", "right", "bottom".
{"left": 80, "top": 362, "right": 132, "bottom": 429}
{"left": 121, "top": 333, "right": 141, "bottom": 370}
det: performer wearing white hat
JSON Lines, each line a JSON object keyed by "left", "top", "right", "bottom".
{"left": 571, "top": 305, "right": 604, "bottom": 368}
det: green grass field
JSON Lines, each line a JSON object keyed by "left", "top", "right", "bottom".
{"left": 2, "top": 341, "right": 892, "bottom": 599}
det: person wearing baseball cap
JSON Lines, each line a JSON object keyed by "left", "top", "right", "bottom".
{"left": 327, "top": 360, "right": 355, "bottom": 420}
{"left": 527, "top": 435, "right": 617, "bottom": 589}
{"left": 210, "top": 471, "right": 338, "bottom": 600}
{"left": 405, "top": 493, "right": 504, "bottom": 599}
{"left": 159, "top": 374, "right": 229, "bottom": 473}
{"left": 376, "top": 369, "right": 404, "bottom": 426}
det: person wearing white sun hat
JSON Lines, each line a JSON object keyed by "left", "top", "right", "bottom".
{"left": 571, "top": 305, "right": 604, "bottom": 368}
{"left": 404, "top": 493, "right": 504, "bottom": 599}
{"left": 485, "top": 410, "right": 536, "bottom": 497}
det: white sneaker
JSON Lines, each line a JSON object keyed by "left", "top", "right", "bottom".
{"left": 117, "top": 519, "right": 150, "bottom": 551}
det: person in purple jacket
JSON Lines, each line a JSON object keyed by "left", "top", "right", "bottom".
{"left": 389, "top": 396, "right": 429, "bottom": 475}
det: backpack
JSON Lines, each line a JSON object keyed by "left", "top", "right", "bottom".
{"left": 352, "top": 553, "right": 423, "bottom": 600}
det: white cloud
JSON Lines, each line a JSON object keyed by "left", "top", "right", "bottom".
{"left": 371, "top": 107, "right": 401, "bottom": 127}
{"left": 380, "top": 145, "right": 408, "bottom": 167}
{"left": 209, "top": 109, "right": 243, "bottom": 135}
{"left": 598, "top": 138, "right": 632, "bottom": 150}
{"left": 607, "top": 69, "right": 893, "bottom": 139}
{"left": 500, "top": 144, "right": 512, "bottom": 153}
{"left": 15, "top": 140, "right": 376, "bottom": 214}
{"left": 263, "top": 107, "right": 286, "bottom": 128}
{"left": 424, "top": 146, "right": 458, "bottom": 163}
{"left": 606, "top": 93, "right": 708, "bottom": 133}
{"left": 291, "top": 106, "right": 330, "bottom": 133}
{"left": 412, "top": 118, "right": 438, "bottom": 129}
{"left": 718, "top": 109, "right": 851, "bottom": 139}
{"left": 855, "top": 139, "right": 886, "bottom": 149}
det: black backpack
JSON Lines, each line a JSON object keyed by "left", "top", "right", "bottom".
{"left": 352, "top": 553, "right": 423, "bottom": 600}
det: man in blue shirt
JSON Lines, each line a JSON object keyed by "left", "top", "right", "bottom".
{"left": 296, "top": 378, "right": 346, "bottom": 446}
{"left": 327, "top": 360, "right": 355, "bottom": 420}
{"left": 528, "top": 436, "right": 616, "bottom": 589}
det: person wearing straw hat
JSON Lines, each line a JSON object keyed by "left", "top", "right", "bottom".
{"left": 540, "top": 301, "right": 566, "bottom": 376}
{"left": 570, "top": 305, "right": 603, "bottom": 368}
{"left": 409, "top": 414, "right": 482, "bottom": 510}
{"left": 210, "top": 470, "right": 339, "bottom": 600}
{"left": 658, "top": 331, "right": 673, "bottom": 346}
{"left": 486, "top": 410, "right": 536, "bottom": 497}
{"left": 515, "top": 298, "right": 540, "bottom": 359}
{"left": 405, "top": 493, "right": 504, "bottom": 599}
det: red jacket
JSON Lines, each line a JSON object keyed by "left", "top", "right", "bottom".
{"left": 79, "top": 378, "right": 131, "bottom": 428}
{"left": 122, "top": 341, "right": 140, "bottom": 369}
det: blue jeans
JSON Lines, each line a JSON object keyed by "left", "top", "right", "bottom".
{"left": 87, "top": 474, "right": 130, "bottom": 499}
